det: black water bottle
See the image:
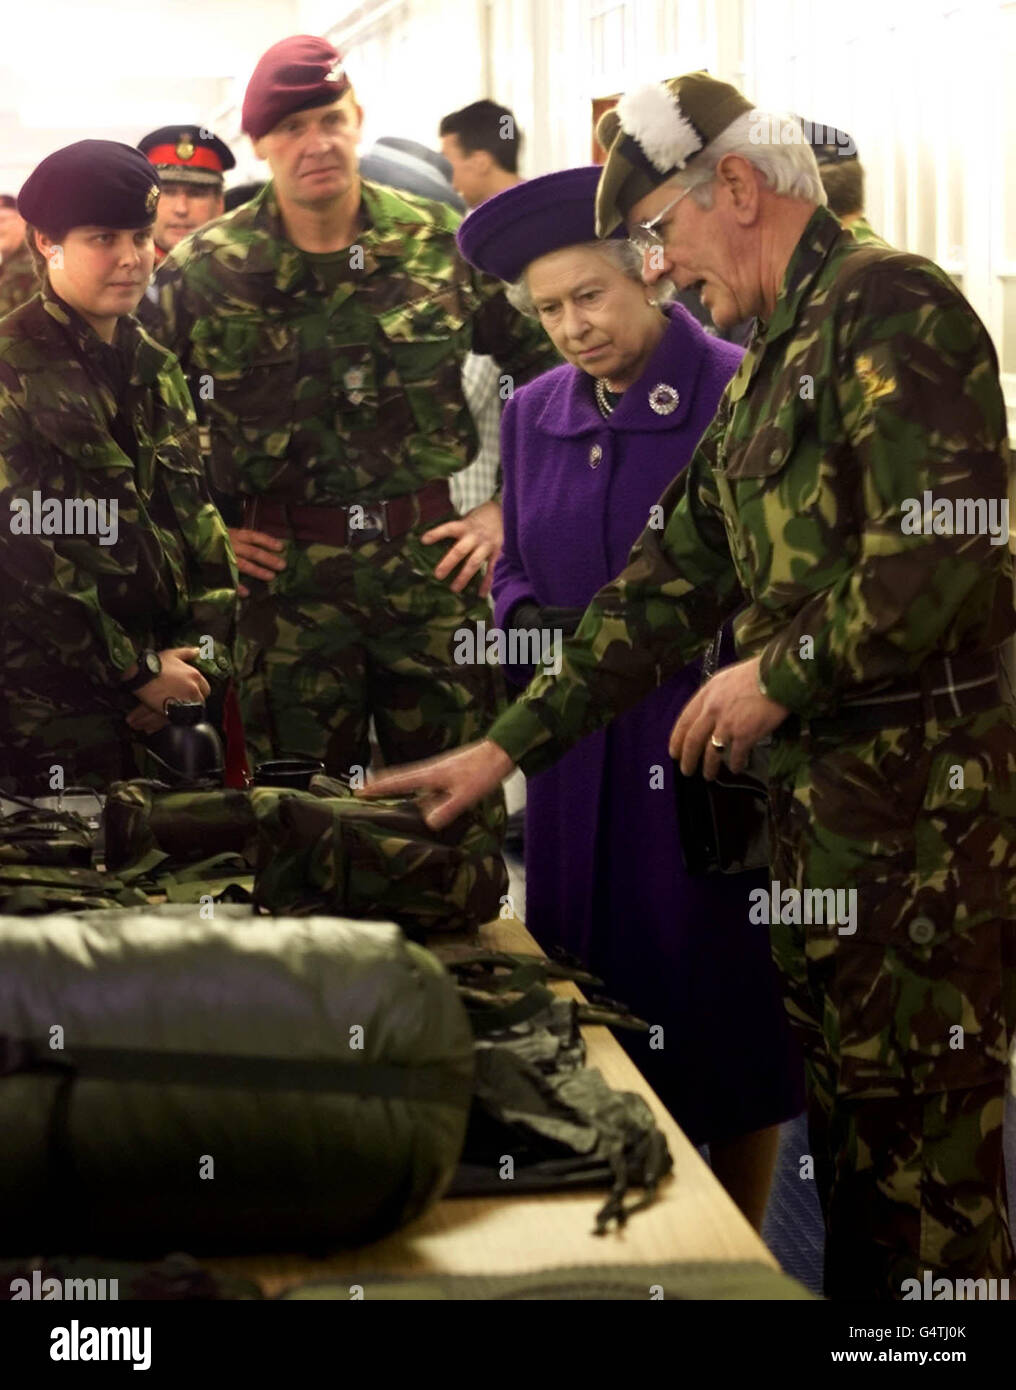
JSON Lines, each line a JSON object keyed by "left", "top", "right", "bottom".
{"left": 147, "top": 700, "right": 224, "bottom": 785}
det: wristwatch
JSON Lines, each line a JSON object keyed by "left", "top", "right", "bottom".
{"left": 123, "top": 648, "right": 162, "bottom": 694}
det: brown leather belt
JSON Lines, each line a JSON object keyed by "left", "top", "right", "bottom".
{"left": 242, "top": 478, "right": 453, "bottom": 547}
{"left": 775, "top": 647, "right": 1009, "bottom": 741}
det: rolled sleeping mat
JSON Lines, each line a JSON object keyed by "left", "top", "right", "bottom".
{"left": 0, "top": 910, "right": 475, "bottom": 1254}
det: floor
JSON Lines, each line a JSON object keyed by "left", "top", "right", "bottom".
{"left": 504, "top": 843, "right": 1016, "bottom": 1297}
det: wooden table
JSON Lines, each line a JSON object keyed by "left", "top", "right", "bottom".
{"left": 209, "top": 916, "right": 777, "bottom": 1297}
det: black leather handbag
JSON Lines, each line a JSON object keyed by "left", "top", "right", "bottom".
{"left": 674, "top": 631, "right": 771, "bottom": 876}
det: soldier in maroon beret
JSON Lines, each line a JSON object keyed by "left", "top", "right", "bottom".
{"left": 146, "top": 34, "right": 555, "bottom": 809}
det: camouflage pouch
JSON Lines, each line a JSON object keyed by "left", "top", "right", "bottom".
{"left": 0, "top": 800, "right": 147, "bottom": 914}
{"left": 0, "top": 807, "right": 94, "bottom": 867}
{"left": 447, "top": 986, "right": 672, "bottom": 1232}
{"left": 104, "top": 780, "right": 258, "bottom": 874}
{"left": 250, "top": 775, "right": 508, "bottom": 934}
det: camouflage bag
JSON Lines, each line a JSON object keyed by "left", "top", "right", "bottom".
{"left": 250, "top": 775, "right": 508, "bottom": 934}
{"left": 0, "top": 799, "right": 148, "bottom": 915}
{"left": 103, "top": 780, "right": 257, "bottom": 874}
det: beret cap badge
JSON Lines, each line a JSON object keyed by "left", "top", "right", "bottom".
{"left": 324, "top": 60, "right": 345, "bottom": 84}
{"left": 145, "top": 183, "right": 160, "bottom": 214}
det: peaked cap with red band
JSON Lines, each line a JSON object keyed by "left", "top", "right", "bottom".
{"left": 242, "top": 35, "right": 351, "bottom": 141}
{"left": 138, "top": 126, "right": 235, "bottom": 188}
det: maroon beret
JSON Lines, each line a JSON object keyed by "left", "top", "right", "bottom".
{"left": 242, "top": 35, "right": 351, "bottom": 141}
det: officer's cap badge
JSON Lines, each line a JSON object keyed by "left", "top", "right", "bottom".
{"left": 176, "top": 134, "right": 195, "bottom": 161}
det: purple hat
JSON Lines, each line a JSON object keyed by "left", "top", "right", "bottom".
{"left": 456, "top": 165, "right": 625, "bottom": 283}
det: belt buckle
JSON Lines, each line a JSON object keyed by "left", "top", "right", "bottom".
{"left": 347, "top": 502, "right": 389, "bottom": 544}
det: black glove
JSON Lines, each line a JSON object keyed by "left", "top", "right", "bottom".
{"left": 508, "top": 601, "right": 585, "bottom": 637}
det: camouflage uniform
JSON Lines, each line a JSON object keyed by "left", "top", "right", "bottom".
{"left": 0, "top": 241, "right": 37, "bottom": 321}
{"left": 0, "top": 288, "right": 237, "bottom": 793}
{"left": 148, "top": 179, "right": 554, "bottom": 790}
{"left": 847, "top": 214, "right": 889, "bottom": 248}
{"left": 486, "top": 204, "right": 1016, "bottom": 1300}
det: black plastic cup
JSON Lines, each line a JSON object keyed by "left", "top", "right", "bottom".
{"left": 252, "top": 757, "right": 325, "bottom": 790}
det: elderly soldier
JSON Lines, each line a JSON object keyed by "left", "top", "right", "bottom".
{"left": 148, "top": 35, "right": 554, "bottom": 794}
{"left": 137, "top": 126, "right": 235, "bottom": 265}
{"left": 0, "top": 195, "right": 36, "bottom": 320}
{"left": 363, "top": 72, "right": 1016, "bottom": 1302}
{"left": 0, "top": 141, "right": 236, "bottom": 794}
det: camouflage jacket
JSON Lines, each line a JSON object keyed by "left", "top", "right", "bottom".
{"left": 0, "top": 289, "right": 237, "bottom": 699}
{"left": 146, "top": 179, "right": 557, "bottom": 506}
{"left": 0, "top": 242, "right": 38, "bottom": 322}
{"left": 487, "top": 204, "right": 1016, "bottom": 775}
{"left": 847, "top": 214, "right": 890, "bottom": 248}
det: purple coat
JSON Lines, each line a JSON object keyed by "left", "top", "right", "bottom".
{"left": 492, "top": 303, "right": 804, "bottom": 1145}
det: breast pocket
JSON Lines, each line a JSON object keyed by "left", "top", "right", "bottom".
{"left": 193, "top": 325, "right": 299, "bottom": 483}
{"left": 376, "top": 293, "right": 470, "bottom": 436}
{"left": 717, "top": 396, "right": 856, "bottom": 595}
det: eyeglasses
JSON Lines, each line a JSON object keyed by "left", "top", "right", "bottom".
{"left": 627, "top": 182, "right": 697, "bottom": 254}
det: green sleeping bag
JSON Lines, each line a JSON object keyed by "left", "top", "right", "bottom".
{"left": 0, "top": 909, "right": 474, "bottom": 1254}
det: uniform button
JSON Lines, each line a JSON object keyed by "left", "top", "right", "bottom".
{"left": 82, "top": 445, "right": 93, "bottom": 456}
{"left": 768, "top": 448, "right": 782, "bottom": 467}
{"left": 588, "top": 444, "right": 602, "bottom": 468}
{"left": 908, "top": 915, "right": 936, "bottom": 946}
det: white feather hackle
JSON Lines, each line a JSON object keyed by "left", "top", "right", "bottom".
{"left": 616, "top": 82, "right": 702, "bottom": 172}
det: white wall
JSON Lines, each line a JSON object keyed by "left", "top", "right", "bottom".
{"left": 0, "top": 0, "right": 300, "bottom": 194}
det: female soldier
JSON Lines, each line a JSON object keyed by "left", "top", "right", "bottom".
{"left": 0, "top": 140, "right": 237, "bottom": 793}
{"left": 421, "top": 167, "right": 804, "bottom": 1229}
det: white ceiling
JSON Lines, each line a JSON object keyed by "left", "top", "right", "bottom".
{"left": 0, "top": 0, "right": 354, "bottom": 195}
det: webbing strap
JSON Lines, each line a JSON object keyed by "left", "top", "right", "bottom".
{"left": 464, "top": 984, "right": 557, "bottom": 1037}
{"left": 2, "top": 1039, "right": 467, "bottom": 1104}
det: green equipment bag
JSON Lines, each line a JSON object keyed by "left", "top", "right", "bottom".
{"left": 0, "top": 909, "right": 474, "bottom": 1255}
{"left": 250, "top": 775, "right": 508, "bottom": 933}
{"left": 103, "top": 780, "right": 257, "bottom": 874}
{"left": 104, "top": 776, "right": 508, "bottom": 933}
{"left": 0, "top": 799, "right": 148, "bottom": 915}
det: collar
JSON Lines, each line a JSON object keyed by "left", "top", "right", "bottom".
{"left": 536, "top": 302, "right": 711, "bottom": 439}
{"left": 727, "top": 203, "right": 847, "bottom": 402}
{"left": 35, "top": 285, "right": 164, "bottom": 390}
{"left": 763, "top": 203, "right": 845, "bottom": 343}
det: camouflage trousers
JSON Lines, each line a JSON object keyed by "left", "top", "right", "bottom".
{"left": 236, "top": 520, "right": 506, "bottom": 807}
{"left": 767, "top": 703, "right": 1016, "bottom": 1301}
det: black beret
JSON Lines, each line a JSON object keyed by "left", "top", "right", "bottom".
{"left": 138, "top": 125, "right": 236, "bottom": 186}
{"left": 18, "top": 140, "right": 162, "bottom": 235}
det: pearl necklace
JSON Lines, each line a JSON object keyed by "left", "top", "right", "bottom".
{"left": 594, "top": 377, "right": 617, "bottom": 418}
